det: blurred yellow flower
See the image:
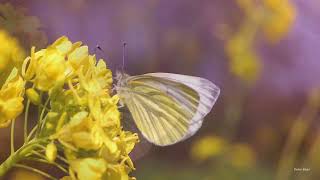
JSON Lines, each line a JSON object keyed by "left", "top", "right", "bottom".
{"left": 226, "top": 0, "right": 295, "bottom": 83}
{"left": 0, "top": 30, "right": 25, "bottom": 86}
{"left": 229, "top": 143, "right": 256, "bottom": 169}
{"left": 262, "top": 0, "right": 296, "bottom": 42}
{"left": 226, "top": 31, "right": 261, "bottom": 83}
{"left": 0, "top": 68, "right": 25, "bottom": 128}
{"left": 191, "top": 135, "right": 228, "bottom": 162}
{"left": 236, "top": 0, "right": 295, "bottom": 42}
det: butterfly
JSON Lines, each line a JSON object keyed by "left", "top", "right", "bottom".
{"left": 115, "top": 71, "right": 220, "bottom": 146}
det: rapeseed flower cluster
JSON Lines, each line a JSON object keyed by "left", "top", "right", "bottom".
{"left": 0, "top": 36, "right": 139, "bottom": 180}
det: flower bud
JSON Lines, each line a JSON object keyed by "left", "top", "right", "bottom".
{"left": 26, "top": 88, "right": 41, "bottom": 105}
{"left": 46, "top": 142, "right": 57, "bottom": 162}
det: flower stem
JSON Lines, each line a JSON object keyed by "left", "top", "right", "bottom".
{"left": 24, "top": 100, "right": 31, "bottom": 143}
{"left": 0, "top": 151, "right": 19, "bottom": 176}
{"left": 36, "top": 92, "right": 43, "bottom": 136}
{"left": 0, "top": 139, "right": 48, "bottom": 177}
{"left": 10, "top": 119, "right": 15, "bottom": 155}
{"left": 37, "top": 97, "right": 50, "bottom": 136}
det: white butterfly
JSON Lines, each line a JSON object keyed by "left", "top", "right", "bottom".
{"left": 115, "top": 72, "right": 220, "bottom": 146}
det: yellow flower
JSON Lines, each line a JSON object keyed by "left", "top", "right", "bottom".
{"left": 67, "top": 46, "right": 89, "bottom": 71}
{"left": 49, "top": 36, "right": 73, "bottom": 55}
{"left": 78, "top": 59, "right": 112, "bottom": 96}
{"left": 0, "top": 30, "right": 25, "bottom": 86}
{"left": 100, "top": 131, "right": 138, "bottom": 164}
{"left": 117, "top": 131, "right": 139, "bottom": 155}
{"left": 70, "top": 158, "right": 107, "bottom": 180}
{"left": 262, "top": 0, "right": 296, "bottom": 42}
{"left": 35, "top": 49, "right": 67, "bottom": 91}
{"left": 226, "top": 28, "right": 261, "bottom": 84}
{"left": 190, "top": 135, "right": 228, "bottom": 162}
{"left": 95, "top": 59, "right": 113, "bottom": 90}
{"left": 229, "top": 143, "right": 256, "bottom": 169}
{"left": 89, "top": 94, "right": 121, "bottom": 128}
{"left": 0, "top": 68, "right": 25, "bottom": 128}
{"left": 22, "top": 47, "right": 41, "bottom": 81}
{"left": 54, "top": 112, "right": 103, "bottom": 151}
{"left": 22, "top": 36, "right": 97, "bottom": 91}
{"left": 105, "top": 165, "right": 130, "bottom": 180}
{"left": 25, "top": 36, "right": 139, "bottom": 179}
{"left": 226, "top": 0, "right": 295, "bottom": 84}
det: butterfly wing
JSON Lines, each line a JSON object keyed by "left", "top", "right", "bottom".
{"left": 117, "top": 73, "right": 220, "bottom": 146}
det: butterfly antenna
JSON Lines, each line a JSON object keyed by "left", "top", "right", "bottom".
{"left": 122, "top": 42, "right": 127, "bottom": 73}
{"left": 94, "top": 45, "right": 103, "bottom": 54}
{"left": 94, "top": 45, "right": 113, "bottom": 68}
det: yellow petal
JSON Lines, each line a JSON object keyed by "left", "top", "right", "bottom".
{"left": 70, "top": 158, "right": 107, "bottom": 180}
{"left": 68, "top": 46, "right": 89, "bottom": 71}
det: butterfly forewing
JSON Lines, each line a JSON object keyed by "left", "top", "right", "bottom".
{"left": 117, "top": 73, "right": 220, "bottom": 146}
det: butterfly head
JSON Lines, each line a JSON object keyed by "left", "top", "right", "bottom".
{"left": 115, "top": 71, "right": 130, "bottom": 92}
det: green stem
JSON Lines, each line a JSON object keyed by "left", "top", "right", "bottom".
{"left": 10, "top": 119, "right": 15, "bottom": 154}
{"left": 0, "top": 139, "right": 48, "bottom": 177}
{"left": 24, "top": 100, "right": 31, "bottom": 143}
{"left": 56, "top": 154, "right": 69, "bottom": 165}
{"left": 38, "top": 101, "right": 50, "bottom": 134}
{"left": 37, "top": 94, "right": 50, "bottom": 137}
{"left": 0, "top": 152, "right": 19, "bottom": 176}
{"left": 26, "top": 157, "right": 68, "bottom": 174}
{"left": 27, "top": 125, "right": 38, "bottom": 141}
{"left": 36, "top": 92, "right": 43, "bottom": 136}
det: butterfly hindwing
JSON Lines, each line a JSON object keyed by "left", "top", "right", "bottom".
{"left": 121, "top": 107, "right": 153, "bottom": 160}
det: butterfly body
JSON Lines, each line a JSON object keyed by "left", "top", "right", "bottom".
{"left": 115, "top": 71, "right": 220, "bottom": 146}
